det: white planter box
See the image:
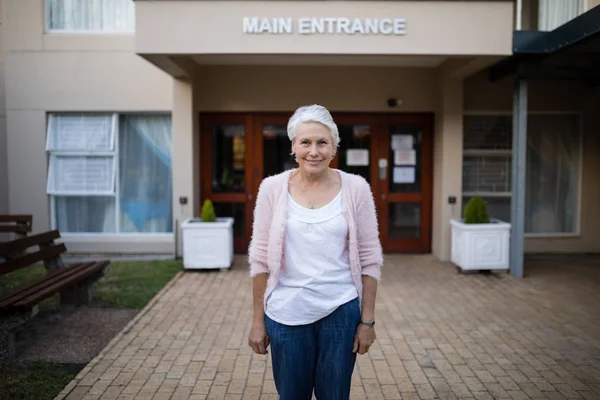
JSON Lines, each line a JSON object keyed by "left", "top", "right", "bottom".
{"left": 450, "top": 218, "right": 510, "bottom": 271}
{"left": 181, "top": 217, "right": 234, "bottom": 270}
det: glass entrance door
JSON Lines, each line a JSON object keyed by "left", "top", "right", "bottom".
{"left": 200, "top": 114, "right": 254, "bottom": 253}
{"left": 376, "top": 114, "right": 433, "bottom": 252}
{"left": 252, "top": 114, "right": 295, "bottom": 196}
{"left": 200, "top": 112, "right": 433, "bottom": 254}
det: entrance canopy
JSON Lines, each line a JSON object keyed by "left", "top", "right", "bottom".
{"left": 489, "top": 5, "right": 600, "bottom": 84}
{"left": 133, "top": 0, "right": 513, "bottom": 79}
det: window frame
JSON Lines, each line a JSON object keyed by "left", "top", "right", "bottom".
{"left": 47, "top": 112, "right": 173, "bottom": 237}
{"left": 44, "top": 0, "right": 136, "bottom": 35}
{"left": 462, "top": 110, "right": 583, "bottom": 237}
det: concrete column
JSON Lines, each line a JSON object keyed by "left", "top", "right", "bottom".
{"left": 172, "top": 79, "right": 195, "bottom": 256}
{"left": 6, "top": 111, "right": 50, "bottom": 232}
{"left": 431, "top": 78, "right": 464, "bottom": 261}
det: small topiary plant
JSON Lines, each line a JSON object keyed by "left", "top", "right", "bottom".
{"left": 200, "top": 199, "right": 217, "bottom": 222}
{"left": 463, "top": 195, "right": 490, "bottom": 224}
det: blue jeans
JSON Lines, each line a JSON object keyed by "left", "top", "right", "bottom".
{"left": 264, "top": 297, "right": 360, "bottom": 400}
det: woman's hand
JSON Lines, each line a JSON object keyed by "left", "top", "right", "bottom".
{"left": 353, "top": 324, "right": 376, "bottom": 355}
{"left": 248, "top": 322, "right": 270, "bottom": 355}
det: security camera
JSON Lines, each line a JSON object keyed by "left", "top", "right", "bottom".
{"left": 387, "top": 98, "right": 402, "bottom": 108}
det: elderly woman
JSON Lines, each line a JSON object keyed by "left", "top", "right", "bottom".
{"left": 247, "top": 104, "right": 383, "bottom": 400}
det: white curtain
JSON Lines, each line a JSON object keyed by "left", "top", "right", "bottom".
{"left": 538, "top": 0, "right": 582, "bottom": 31}
{"left": 119, "top": 115, "right": 173, "bottom": 233}
{"left": 55, "top": 196, "right": 116, "bottom": 233}
{"left": 54, "top": 114, "right": 172, "bottom": 234}
{"left": 525, "top": 115, "right": 580, "bottom": 234}
{"left": 46, "top": 0, "right": 135, "bottom": 32}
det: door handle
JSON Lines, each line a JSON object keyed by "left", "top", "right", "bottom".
{"left": 248, "top": 193, "right": 253, "bottom": 200}
{"left": 378, "top": 158, "right": 388, "bottom": 180}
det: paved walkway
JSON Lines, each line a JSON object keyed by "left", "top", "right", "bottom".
{"left": 57, "top": 255, "right": 600, "bottom": 400}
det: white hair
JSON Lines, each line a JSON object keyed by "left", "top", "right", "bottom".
{"left": 287, "top": 105, "right": 340, "bottom": 150}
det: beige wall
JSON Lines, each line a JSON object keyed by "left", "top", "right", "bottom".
{"left": 589, "top": 0, "right": 600, "bottom": 10}
{"left": 173, "top": 79, "right": 196, "bottom": 255}
{"left": 136, "top": 1, "right": 513, "bottom": 56}
{"left": 195, "top": 66, "right": 437, "bottom": 112}
{"left": 465, "top": 72, "right": 600, "bottom": 254}
{"left": 432, "top": 78, "right": 463, "bottom": 261}
{"left": 3, "top": 0, "right": 174, "bottom": 253}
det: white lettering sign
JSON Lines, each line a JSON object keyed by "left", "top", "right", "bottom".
{"left": 242, "top": 17, "right": 406, "bottom": 35}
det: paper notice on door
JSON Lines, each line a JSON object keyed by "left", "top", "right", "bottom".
{"left": 391, "top": 134, "right": 413, "bottom": 150}
{"left": 346, "top": 149, "right": 369, "bottom": 166}
{"left": 393, "top": 167, "right": 415, "bottom": 183}
{"left": 394, "top": 149, "right": 416, "bottom": 165}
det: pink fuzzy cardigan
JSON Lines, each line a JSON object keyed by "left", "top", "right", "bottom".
{"left": 248, "top": 168, "right": 383, "bottom": 310}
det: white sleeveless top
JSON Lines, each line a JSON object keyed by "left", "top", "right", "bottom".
{"left": 265, "top": 190, "right": 358, "bottom": 325}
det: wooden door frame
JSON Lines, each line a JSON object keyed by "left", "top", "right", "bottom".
{"left": 376, "top": 113, "right": 434, "bottom": 253}
{"left": 199, "top": 111, "right": 434, "bottom": 254}
{"left": 199, "top": 113, "right": 255, "bottom": 253}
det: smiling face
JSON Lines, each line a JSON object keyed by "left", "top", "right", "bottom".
{"left": 292, "top": 121, "right": 335, "bottom": 173}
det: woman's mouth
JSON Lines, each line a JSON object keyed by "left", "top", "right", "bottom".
{"left": 306, "top": 159, "right": 322, "bottom": 165}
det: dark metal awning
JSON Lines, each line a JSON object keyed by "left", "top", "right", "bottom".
{"left": 489, "top": 5, "right": 600, "bottom": 83}
{"left": 487, "top": 6, "right": 600, "bottom": 278}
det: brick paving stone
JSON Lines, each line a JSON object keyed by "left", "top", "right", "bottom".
{"left": 429, "top": 377, "right": 451, "bottom": 392}
{"left": 262, "top": 380, "right": 277, "bottom": 394}
{"left": 519, "top": 383, "right": 547, "bottom": 398}
{"left": 450, "top": 382, "right": 472, "bottom": 398}
{"left": 462, "top": 377, "right": 486, "bottom": 392}
{"left": 485, "top": 383, "right": 511, "bottom": 398}
{"left": 438, "top": 392, "right": 460, "bottom": 400}
{"left": 415, "top": 383, "right": 436, "bottom": 399}
{"left": 470, "top": 392, "right": 495, "bottom": 400}
{"left": 498, "top": 376, "right": 521, "bottom": 391}
{"left": 545, "top": 392, "right": 568, "bottom": 400}
{"left": 54, "top": 256, "right": 600, "bottom": 400}
{"left": 531, "top": 376, "right": 557, "bottom": 392}
{"left": 400, "top": 392, "right": 421, "bottom": 400}
{"left": 151, "top": 392, "right": 172, "bottom": 400}
{"left": 242, "top": 386, "right": 261, "bottom": 399}
{"left": 579, "top": 391, "right": 599, "bottom": 400}
{"left": 380, "top": 384, "right": 401, "bottom": 399}
{"left": 507, "top": 391, "right": 531, "bottom": 400}
{"left": 66, "top": 386, "right": 91, "bottom": 400}
{"left": 228, "top": 379, "right": 246, "bottom": 394}
{"left": 554, "top": 383, "right": 584, "bottom": 399}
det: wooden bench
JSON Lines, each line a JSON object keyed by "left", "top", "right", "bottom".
{"left": 0, "top": 215, "right": 32, "bottom": 243}
{"left": 0, "top": 230, "right": 109, "bottom": 363}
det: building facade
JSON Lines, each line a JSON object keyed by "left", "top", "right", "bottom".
{"left": 1, "top": 0, "right": 599, "bottom": 263}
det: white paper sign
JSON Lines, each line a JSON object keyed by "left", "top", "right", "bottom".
{"left": 394, "top": 150, "right": 416, "bottom": 165}
{"left": 346, "top": 149, "right": 369, "bottom": 166}
{"left": 391, "top": 134, "right": 413, "bottom": 150}
{"left": 393, "top": 167, "right": 415, "bottom": 183}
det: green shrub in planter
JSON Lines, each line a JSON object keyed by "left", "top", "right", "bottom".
{"left": 200, "top": 199, "right": 217, "bottom": 222}
{"left": 464, "top": 196, "right": 490, "bottom": 224}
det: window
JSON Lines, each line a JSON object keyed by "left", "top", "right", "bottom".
{"left": 46, "top": 113, "right": 173, "bottom": 234}
{"left": 538, "top": 0, "right": 583, "bottom": 31}
{"left": 462, "top": 113, "right": 581, "bottom": 235}
{"left": 46, "top": 0, "right": 135, "bottom": 33}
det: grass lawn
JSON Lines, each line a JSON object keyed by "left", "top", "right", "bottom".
{"left": 0, "top": 259, "right": 183, "bottom": 400}
{"left": 0, "top": 259, "right": 183, "bottom": 309}
{"left": 0, "top": 361, "right": 80, "bottom": 400}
